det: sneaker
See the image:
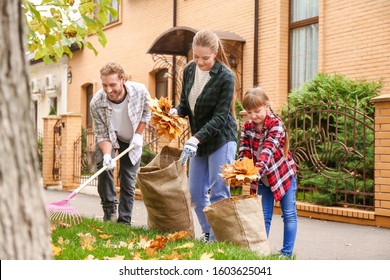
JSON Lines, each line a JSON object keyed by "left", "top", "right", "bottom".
{"left": 275, "top": 250, "right": 294, "bottom": 259}
{"left": 103, "top": 205, "right": 118, "bottom": 221}
{"left": 200, "top": 232, "right": 210, "bottom": 243}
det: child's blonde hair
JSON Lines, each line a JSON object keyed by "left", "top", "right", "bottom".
{"left": 242, "top": 87, "right": 290, "bottom": 158}
{"left": 242, "top": 87, "right": 270, "bottom": 111}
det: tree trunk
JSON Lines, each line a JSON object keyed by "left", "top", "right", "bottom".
{"left": 0, "top": 0, "right": 52, "bottom": 259}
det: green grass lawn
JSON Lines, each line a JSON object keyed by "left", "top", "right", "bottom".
{"left": 50, "top": 217, "right": 290, "bottom": 260}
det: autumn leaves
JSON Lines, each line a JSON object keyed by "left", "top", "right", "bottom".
{"left": 148, "top": 97, "right": 187, "bottom": 142}
{"left": 148, "top": 97, "right": 260, "bottom": 188}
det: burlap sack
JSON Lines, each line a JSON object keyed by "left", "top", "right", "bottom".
{"left": 203, "top": 195, "right": 271, "bottom": 255}
{"left": 136, "top": 146, "right": 194, "bottom": 237}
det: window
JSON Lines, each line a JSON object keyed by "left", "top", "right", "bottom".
{"left": 107, "top": 0, "right": 119, "bottom": 25}
{"left": 95, "top": 0, "right": 120, "bottom": 26}
{"left": 49, "top": 97, "right": 57, "bottom": 115}
{"left": 289, "top": 0, "right": 319, "bottom": 90}
{"left": 156, "top": 69, "right": 168, "bottom": 99}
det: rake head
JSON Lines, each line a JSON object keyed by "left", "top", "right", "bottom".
{"left": 48, "top": 195, "right": 82, "bottom": 227}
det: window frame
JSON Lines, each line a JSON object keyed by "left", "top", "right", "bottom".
{"left": 288, "top": 1, "right": 319, "bottom": 91}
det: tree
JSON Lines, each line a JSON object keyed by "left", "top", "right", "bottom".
{"left": 0, "top": 0, "right": 116, "bottom": 259}
{"left": 24, "top": 0, "right": 118, "bottom": 63}
{"left": 0, "top": 0, "right": 52, "bottom": 259}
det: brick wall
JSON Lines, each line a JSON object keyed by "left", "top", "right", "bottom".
{"left": 319, "top": 0, "right": 390, "bottom": 95}
{"left": 60, "top": 114, "right": 82, "bottom": 191}
{"left": 371, "top": 94, "right": 390, "bottom": 226}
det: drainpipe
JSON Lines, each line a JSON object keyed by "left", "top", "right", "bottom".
{"left": 172, "top": 0, "right": 177, "bottom": 105}
{"left": 253, "top": 0, "right": 259, "bottom": 86}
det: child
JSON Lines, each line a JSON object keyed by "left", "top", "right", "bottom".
{"left": 238, "top": 86, "right": 297, "bottom": 258}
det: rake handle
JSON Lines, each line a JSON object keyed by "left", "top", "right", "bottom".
{"left": 71, "top": 144, "right": 135, "bottom": 195}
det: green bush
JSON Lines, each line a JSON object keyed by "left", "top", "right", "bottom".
{"left": 141, "top": 145, "right": 157, "bottom": 167}
{"left": 283, "top": 73, "right": 382, "bottom": 208}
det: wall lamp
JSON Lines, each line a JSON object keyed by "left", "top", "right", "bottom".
{"left": 67, "top": 70, "right": 72, "bottom": 84}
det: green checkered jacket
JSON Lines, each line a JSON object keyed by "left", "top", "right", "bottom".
{"left": 176, "top": 61, "right": 237, "bottom": 156}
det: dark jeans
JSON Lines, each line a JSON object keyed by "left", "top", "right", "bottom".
{"left": 96, "top": 139, "right": 140, "bottom": 224}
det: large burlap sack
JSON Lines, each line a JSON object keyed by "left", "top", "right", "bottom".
{"left": 203, "top": 195, "right": 271, "bottom": 255}
{"left": 137, "top": 146, "right": 194, "bottom": 237}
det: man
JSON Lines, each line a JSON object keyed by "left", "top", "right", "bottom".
{"left": 90, "top": 62, "right": 151, "bottom": 225}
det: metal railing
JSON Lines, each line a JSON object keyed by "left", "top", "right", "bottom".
{"left": 282, "top": 96, "right": 375, "bottom": 210}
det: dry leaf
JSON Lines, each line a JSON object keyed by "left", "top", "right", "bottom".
{"left": 160, "top": 250, "right": 186, "bottom": 260}
{"left": 99, "top": 233, "right": 113, "bottom": 240}
{"left": 137, "top": 236, "right": 151, "bottom": 249}
{"left": 77, "top": 232, "right": 96, "bottom": 251}
{"left": 149, "top": 235, "right": 168, "bottom": 250}
{"left": 51, "top": 243, "right": 62, "bottom": 256}
{"left": 104, "top": 255, "right": 125, "bottom": 260}
{"left": 220, "top": 157, "right": 260, "bottom": 187}
{"left": 167, "top": 231, "right": 191, "bottom": 241}
{"left": 145, "top": 247, "right": 157, "bottom": 257}
{"left": 148, "top": 97, "right": 187, "bottom": 142}
{"left": 88, "top": 225, "right": 104, "bottom": 233}
{"left": 85, "top": 254, "right": 96, "bottom": 260}
{"left": 132, "top": 252, "right": 143, "bottom": 260}
{"left": 200, "top": 252, "right": 214, "bottom": 260}
{"left": 174, "top": 242, "right": 194, "bottom": 249}
{"left": 58, "top": 221, "right": 71, "bottom": 228}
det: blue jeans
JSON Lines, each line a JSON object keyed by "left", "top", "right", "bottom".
{"left": 189, "top": 141, "right": 236, "bottom": 241}
{"left": 96, "top": 139, "right": 140, "bottom": 225}
{"left": 257, "top": 176, "right": 297, "bottom": 257}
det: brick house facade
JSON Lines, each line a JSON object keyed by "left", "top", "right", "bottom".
{"left": 39, "top": 0, "right": 390, "bottom": 227}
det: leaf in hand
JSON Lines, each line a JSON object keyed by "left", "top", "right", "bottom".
{"left": 148, "top": 97, "right": 187, "bottom": 142}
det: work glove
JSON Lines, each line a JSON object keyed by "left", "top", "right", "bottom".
{"left": 132, "top": 133, "right": 143, "bottom": 148}
{"left": 181, "top": 136, "right": 199, "bottom": 166}
{"left": 169, "top": 108, "right": 178, "bottom": 115}
{"left": 103, "top": 154, "right": 116, "bottom": 170}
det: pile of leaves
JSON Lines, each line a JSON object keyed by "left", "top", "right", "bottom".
{"left": 50, "top": 218, "right": 271, "bottom": 260}
{"left": 148, "top": 97, "right": 187, "bottom": 142}
{"left": 220, "top": 157, "right": 259, "bottom": 187}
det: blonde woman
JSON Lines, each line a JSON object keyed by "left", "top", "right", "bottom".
{"left": 171, "top": 30, "right": 237, "bottom": 242}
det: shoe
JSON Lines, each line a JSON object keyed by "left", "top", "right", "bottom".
{"left": 200, "top": 232, "right": 210, "bottom": 243}
{"left": 103, "top": 205, "right": 118, "bottom": 221}
{"left": 275, "top": 251, "right": 294, "bottom": 259}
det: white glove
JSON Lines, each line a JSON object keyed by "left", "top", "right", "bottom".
{"left": 132, "top": 133, "right": 143, "bottom": 148}
{"left": 169, "top": 108, "right": 178, "bottom": 115}
{"left": 103, "top": 153, "right": 116, "bottom": 170}
{"left": 181, "top": 136, "right": 200, "bottom": 166}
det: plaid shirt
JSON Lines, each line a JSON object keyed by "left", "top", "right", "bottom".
{"left": 238, "top": 115, "right": 296, "bottom": 201}
{"left": 90, "top": 81, "right": 151, "bottom": 164}
{"left": 176, "top": 61, "right": 237, "bottom": 156}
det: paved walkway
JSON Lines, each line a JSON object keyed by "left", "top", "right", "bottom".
{"left": 44, "top": 187, "right": 390, "bottom": 260}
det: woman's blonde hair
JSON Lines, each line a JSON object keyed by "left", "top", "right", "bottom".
{"left": 100, "top": 62, "right": 129, "bottom": 80}
{"left": 192, "top": 29, "right": 236, "bottom": 118}
{"left": 243, "top": 87, "right": 290, "bottom": 158}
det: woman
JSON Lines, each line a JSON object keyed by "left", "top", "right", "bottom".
{"left": 171, "top": 29, "right": 237, "bottom": 242}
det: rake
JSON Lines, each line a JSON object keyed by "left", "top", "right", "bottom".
{"left": 48, "top": 144, "right": 134, "bottom": 226}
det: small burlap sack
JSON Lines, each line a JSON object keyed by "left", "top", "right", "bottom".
{"left": 137, "top": 146, "right": 194, "bottom": 237}
{"left": 203, "top": 195, "right": 271, "bottom": 255}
